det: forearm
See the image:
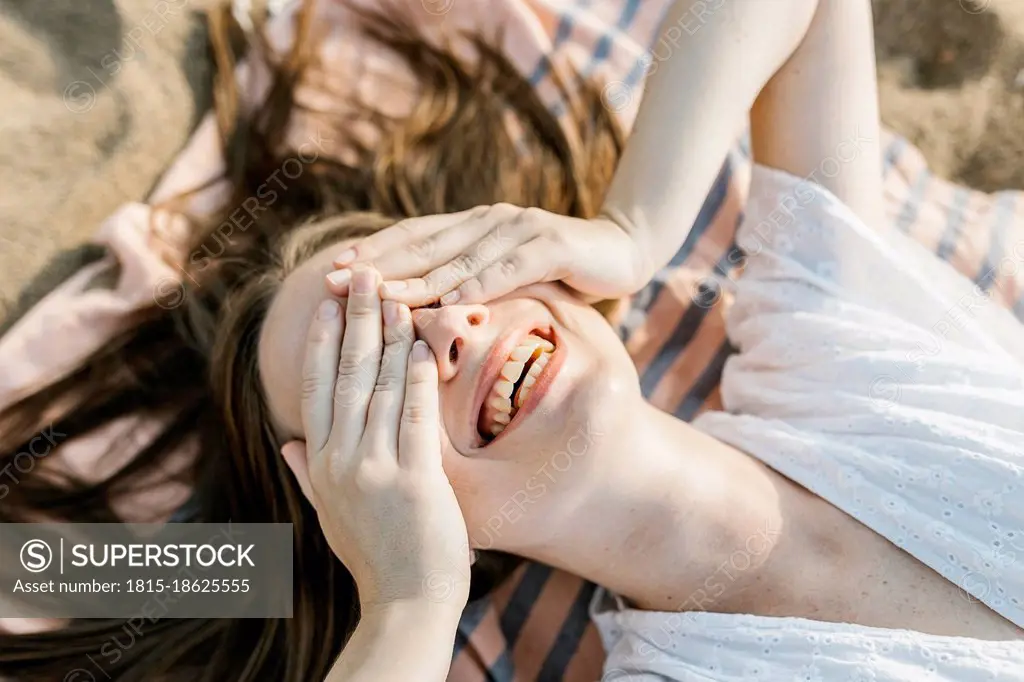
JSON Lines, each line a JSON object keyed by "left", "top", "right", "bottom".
{"left": 750, "top": 0, "right": 883, "bottom": 227}
{"left": 325, "top": 601, "right": 461, "bottom": 682}
{"left": 601, "top": 0, "right": 820, "bottom": 276}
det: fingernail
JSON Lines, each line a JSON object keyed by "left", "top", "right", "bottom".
{"left": 327, "top": 269, "right": 351, "bottom": 288}
{"left": 381, "top": 280, "right": 408, "bottom": 296}
{"left": 317, "top": 300, "right": 339, "bottom": 319}
{"left": 352, "top": 268, "right": 375, "bottom": 294}
{"left": 383, "top": 300, "right": 399, "bottom": 325}
{"left": 334, "top": 248, "right": 357, "bottom": 266}
{"left": 440, "top": 289, "right": 461, "bottom": 305}
{"left": 412, "top": 340, "right": 430, "bottom": 360}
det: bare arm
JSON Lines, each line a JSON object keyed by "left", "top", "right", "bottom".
{"left": 325, "top": 601, "right": 461, "bottom": 682}
{"left": 329, "top": 0, "right": 881, "bottom": 307}
{"left": 749, "top": 0, "right": 884, "bottom": 227}
{"left": 601, "top": 0, "right": 822, "bottom": 274}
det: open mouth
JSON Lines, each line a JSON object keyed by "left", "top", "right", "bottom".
{"left": 476, "top": 327, "right": 556, "bottom": 442}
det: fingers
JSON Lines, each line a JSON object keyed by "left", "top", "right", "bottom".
{"left": 364, "top": 300, "right": 414, "bottom": 456}
{"left": 280, "top": 441, "right": 314, "bottom": 504}
{"left": 300, "top": 299, "right": 345, "bottom": 453}
{"left": 413, "top": 237, "right": 558, "bottom": 306}
{"left": 399, "top": 340, "right": 442, "bottom": 470}
{"left": 326, "top": 204, "right": 532, "bottom": 301}
{"left": 380, "top": 225, "right": 531, "bottom": 307}
{"left": 334, "top": 210, "right": 477, "bottom": 267}
{"left": 465, "top": 238, "right": 561, "bottom": 303}
{"left": 326, "top": 209, "right": 484, "bottom": 296}
{"left": 369, "top": 212, "right": 496, "bottom": 288}
{"left": 330, "top": 267, "right": 384, "bottom": 458}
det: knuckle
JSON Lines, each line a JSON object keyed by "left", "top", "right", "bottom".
{"left": 474, "top": 236, "right": 501, "bottom": 264}
{"left": 449, "top": 254, "right": 477, "bottom": 277}
{"left": 324, "top": 444, "right": 350, "bottom": 468}
{"left": 346, "top": 304, "right": 377, "bottom": 319}
{"left": 300, "top": 374, "right": 330, "bottom": 400}
{"left": 380, "top": 341, "right": 407, "bottom": 367}
{"left": 374, "top": 372, "right": 404, "bottom": 394}
{"left": 499, "top": 254, "right": 523, "bottom": 278}
{"left": 389, "top": 321, "right": 415, "bottom": 345}
{"left": 425, "top": 270, "right": 458, "bottom": 298}
{"left": 545, "top": 226, "right": 570, "bottom": 248}
{"left": 352, "top": 463, "right": 389, "bottom": 492}
{"left": 402, "top": 403, "right": 431, "bottom": 425}
{"left": 408, "top": 237, "right": 435, "bottom": 262}
{"left": 521, "top": 206, "right": 546, "bottom": 224}
{"left": 512, "top": 206, "right": 544, "bottom": 234}
{"left": 490, "top": 202, "right": 518, "bottom": 218}
{"left": 395, "top": 219, "right": 420, "bottom": 240}
{"left": 420, "top": 269, "right": 448, "bottom": 295}
{"left": 333, "top": 376, "right": 367, "bottom": 406}
{"left": 337, "top": 354, "right": 368, "bottom": 376}
{"left": 306, "top": 325, "right": 334, "bottom": 346}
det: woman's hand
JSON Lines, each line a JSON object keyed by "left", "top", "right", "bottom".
{"left": 280, "top": 267, "right": 471, "bottom": 613}
{"left": 324, "top": 205, "right": 652, "bottom": 306}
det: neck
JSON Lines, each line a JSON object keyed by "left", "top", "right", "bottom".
{"left": 518, "top": 401, "right": 787, "bottom": 613}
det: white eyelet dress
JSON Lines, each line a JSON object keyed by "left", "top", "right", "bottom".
{"left": 591, "top": 165, "right": 1024, "bottom": 681}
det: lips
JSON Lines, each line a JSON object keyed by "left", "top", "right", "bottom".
{"left": 473, "top": 326, "right": 557, "bottom": 443}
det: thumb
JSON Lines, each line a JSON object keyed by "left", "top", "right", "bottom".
{"left": 281, "top": 440, "right": 315, "bottom": 504}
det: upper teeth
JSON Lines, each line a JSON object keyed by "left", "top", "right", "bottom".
{"left": 487, "top": 334, "right": 554, "bottom": 436}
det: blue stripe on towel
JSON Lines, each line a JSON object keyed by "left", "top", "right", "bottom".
{"left": 484, "top": 651, "right": 515, "bottom": 682}
{"left": 975, "top": 192, "right": 1016, "bottom": 292}
{"left": 536, "top": 581, "right": 597, "bottom": 681}
{"left": 676, "top": 340, "right": 736, "bottom": 420}
{"left": 895, "top": 169, "right": 931, "bottom": 233}
{"left": 500, "top": 563, "right": 552, "bottom": 647}
{"left": 454, "top": 595, "right": 492, "bottom": 656}
{"left": 639, "top": 302, "right": 711, "bottom": 399}
{"left": 882, "top": 136, "right": 906, "bottom": 177}
{"left": 936, "top": 188, "right": 969, "bottom": 261}
{"left": 1014, "top": 292, "right": 1024, "bottom": 323}
{"left": 582, "top": 0, "right": 639, "bottom": 77}
{"left": 528, "top": 13, "right": 576, "bottom": 85}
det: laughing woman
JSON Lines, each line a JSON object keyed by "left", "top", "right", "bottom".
{"left": 1, "top": 0, "right": 1021, "bottom": 680}
{"left": 274, "top": 0, "right": 1024, "bottom": 679}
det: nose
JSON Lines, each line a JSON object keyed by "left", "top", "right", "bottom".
{"left": 412, "top": 304, "right": 489, "bottom": 381}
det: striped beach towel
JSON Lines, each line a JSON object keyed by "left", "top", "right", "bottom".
{"left": 444, "top": 4, "right": 1024, "bottom": 681}
{"left": 2, "top": 1, "right": 1023, "bottom": 676}
{"left": 449, "top": 136, "right": 1024, "bottom": 682}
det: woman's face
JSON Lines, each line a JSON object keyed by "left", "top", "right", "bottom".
{"left": 259, "top": 239, "right": 641, "bottom": 551}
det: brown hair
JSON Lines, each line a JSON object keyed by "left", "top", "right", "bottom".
{"left": 0, "top": 2, "right": 622, "bottom": 680}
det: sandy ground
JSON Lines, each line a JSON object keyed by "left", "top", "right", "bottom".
{"left": 1, "top": 0, "right": 1023, "bottom": 315}
{"left": 874, "top": 0, "right": 1024, "bottom": 191}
